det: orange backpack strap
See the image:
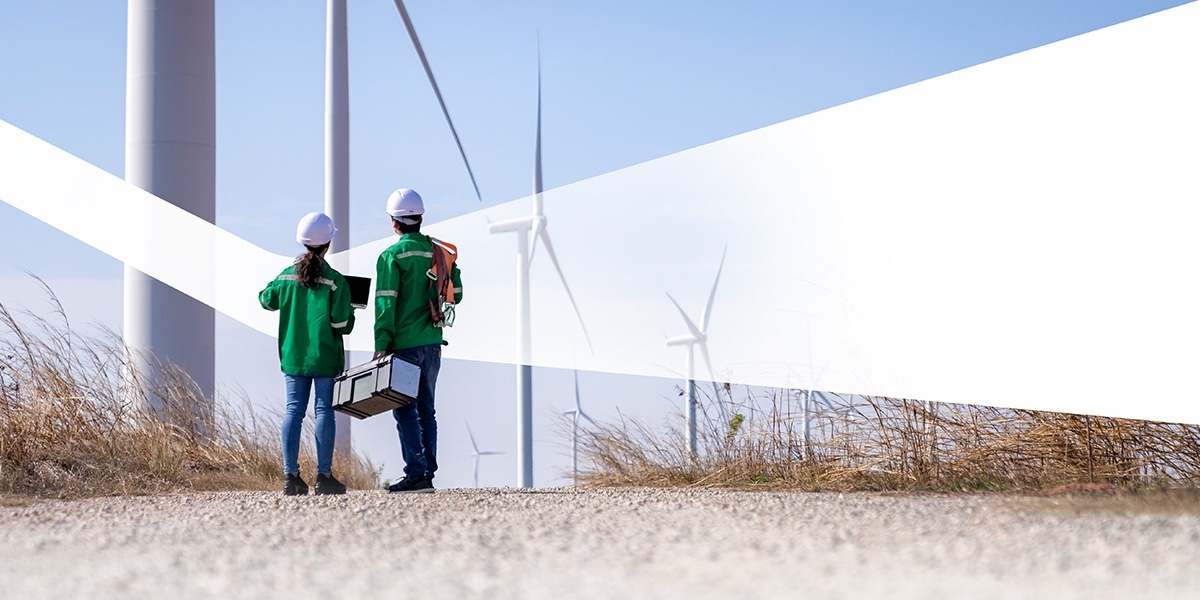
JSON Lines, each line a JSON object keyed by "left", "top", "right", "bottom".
{"left": 430, "top": 238, "right": 458, "bottom": 302}
{"left": 427, "top": 238, "right": 458, "bottom": 326}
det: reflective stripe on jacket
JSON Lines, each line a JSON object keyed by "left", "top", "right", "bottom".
{"left": 374, "top": 232, "right": 464, "bottom": 352}
{"left": 259, "top": 260, "right": 355, "bottom": 376}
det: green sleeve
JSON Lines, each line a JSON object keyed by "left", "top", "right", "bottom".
{"left": 330, "top": 273, "right": 355, "bottom": 335}
{"left": 259, "top": 280, "right": 279, "bottom": 311}
{"left": 451, "top": 262, "right": 463, "bottom": 304}
{"left": 374, "top": 252, "right": 399, "bottom": 352}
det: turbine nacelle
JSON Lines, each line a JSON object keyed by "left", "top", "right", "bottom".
{"left": 488, "top": 215, "right": 538, "bottom": 234}
{"left": 563, "top": 408, "right": 594, "bottom": 425}
{"left": 665, "top": 334, "right": 704, "bottom": 347}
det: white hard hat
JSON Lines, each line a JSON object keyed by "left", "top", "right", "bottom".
{"left": 386, "top": 188, "right": 424, "bottom": 222}
{"left": 296, "top": 212, "right": 338, "bottom": 246}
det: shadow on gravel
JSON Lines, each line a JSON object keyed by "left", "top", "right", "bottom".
{"left": 1014, "top": 488, "right": 1200, "bottom": 517}
{"left": 0, "top": 494, "right": 37, "bottom": 507}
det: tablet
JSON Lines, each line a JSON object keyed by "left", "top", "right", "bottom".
{"left": 345, "top": 275, "right": 371, "bottom": 309}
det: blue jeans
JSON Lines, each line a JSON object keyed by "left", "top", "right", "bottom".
{"left": 391, "top": 344, "right": 441, "bottom": 480}
{"left": 282, "top": 374, "right": 336, "bottom": 476}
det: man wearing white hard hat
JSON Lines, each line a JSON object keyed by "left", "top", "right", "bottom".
{"left": 374, "top": 188, "right": 463, "bottom": 494}
{"left": 259, "top": 212, "right": 357, "bottom": 496}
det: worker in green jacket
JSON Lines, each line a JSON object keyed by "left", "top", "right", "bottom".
{"left": 374, "top": 188, "right": 462, "bottom": 494}
{"left": 259, "top": 212, "right": 356, "bottom": 496}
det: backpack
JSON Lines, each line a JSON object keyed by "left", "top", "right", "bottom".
{"left": 426, "top": 237, "right": 458, "bottom": 328}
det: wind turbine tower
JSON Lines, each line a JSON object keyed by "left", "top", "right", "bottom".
{"left": 124, "top": 0, "right": 216, "bottom": 407}
{"left": 488, "top": 46, "right": 591, "bottom": 487}
{"left": 665, "top": 246, "right": 728, "bottom": 455}
{"left": 325, "top": 0, "right": 353, "bottom": 453}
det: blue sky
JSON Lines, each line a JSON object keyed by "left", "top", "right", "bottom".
{"left": 0, "top": 0, "right": 1193, "bottom": 487}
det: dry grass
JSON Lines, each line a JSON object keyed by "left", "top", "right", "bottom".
{"left": 0, "top": 282, "right": 377, "bottom": 499}
{"left": 572, "top": 384, "right": 1200, "bottom": 493}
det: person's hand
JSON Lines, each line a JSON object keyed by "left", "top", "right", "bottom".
{"left": 373, "top": 351, "right": 389, "bottom": 360}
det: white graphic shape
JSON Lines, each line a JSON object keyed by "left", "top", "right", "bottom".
{"left": 2, "top": 4, "right": 1199, "bottom": 425}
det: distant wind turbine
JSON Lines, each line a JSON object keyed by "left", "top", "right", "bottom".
{"left": 466, "top": 421, "right": 503, "bottom": 488}
{"left": 488, "top": 42, "right": 592, "bottom": 488}
{"left": 665, "top": 245, "right": 728, "bottom": 456}
{"left": 563, "top": 370, "right": 596, "bottom": 482}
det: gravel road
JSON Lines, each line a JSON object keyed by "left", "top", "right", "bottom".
{"left": 1, "top": 488, "right": 1197, "bottom": 599}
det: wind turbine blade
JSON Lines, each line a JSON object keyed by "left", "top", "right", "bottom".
{"left": 700, "top": 342, "right": 717, "bottom": 388}
{"left": 574, "top": 369, "right": 582, "bottom": 411}
{"left": 527, "top": 218, "right": 542, "bottom": 268}
{"left": 699, "top": 340, "right": 728, "bottom": 421}
{"left": 465, "top": 420, "right": 480, "bottom": 453}
{"left": 391, "top": 0, "right": 482, "bottom": 202}
{"left": 813, "top": 391, "right": 854, "bottom": 415}
{"left": 574, "top": 371, "right": 596, "bottom": 425}
{"left": 700, "top": 244, "right": 727, "bottom": 333}
{"left": 538, "top": 227, "right": 594, "bottom": 355}
{"left": 533, "top": 36, "right": 544, "bottom": 198}
{"left": 525, "top": 38, "right": 544, "bottom": 268}
{"left": 580, "top": 410, "right": 597, "bottom": 427}
{"left": 527, "top": 40, "right": 545, "bottom": 268}
{"left": 665, "top": 293, "right": 703, "bottom": 339}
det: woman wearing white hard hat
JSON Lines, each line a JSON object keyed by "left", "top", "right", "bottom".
{"left": 259, "top": 212, "right": 356, "bottom": 496}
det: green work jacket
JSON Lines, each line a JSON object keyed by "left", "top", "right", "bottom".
{"left": 374, "top": 232, "right": 463, "bottom": 352}
{"left": 259, "top": 260, "right": 355, "bottom": 376}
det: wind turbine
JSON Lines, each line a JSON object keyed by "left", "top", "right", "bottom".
{"left": 488, "top": 43, "right": 592, "bottom": 488}
{"left": 665, "top": 246, "right": 728, "bottom": 456}
{"left": 563, "top": 370, "right": 596, "bottom": 482}
{"left": 323, "top": 0, "right": 481, "bottom": 451}
{"left": 466, "top": 421, "right": 503, "bottom": 488}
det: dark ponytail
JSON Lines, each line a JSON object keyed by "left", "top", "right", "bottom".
{"left": 295, "top": 243, "right": 330, "bottom": 288}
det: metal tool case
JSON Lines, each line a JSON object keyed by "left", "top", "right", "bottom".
{"left": 332, "top": 355, "right": 421, "bottom": 419}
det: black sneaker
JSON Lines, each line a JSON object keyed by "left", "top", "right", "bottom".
{"left": 314, "top": 473, "right": 347, "bottom": 495}
{"left": 284, "top": 473, "right": 309, "bottom": 496}
{"left": 387, "top": 475, "right": 434, "bottom": 494}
